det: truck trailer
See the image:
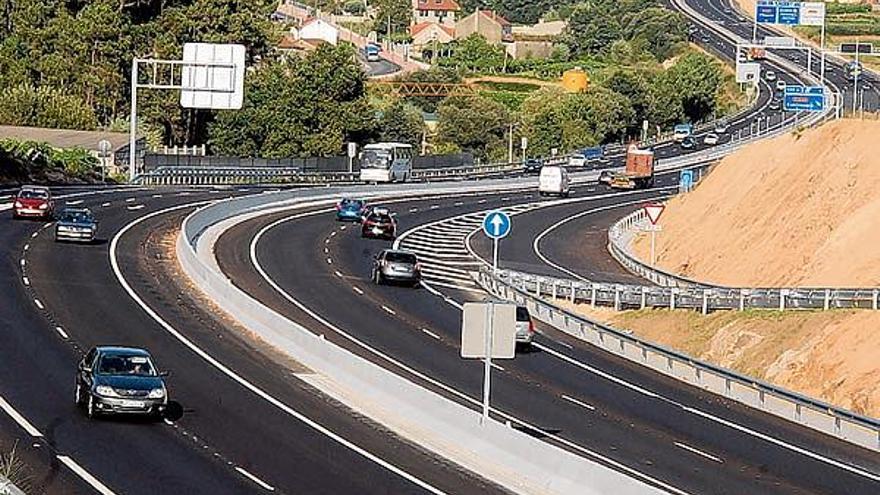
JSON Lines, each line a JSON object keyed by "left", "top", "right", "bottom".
{"left": 609, "top": 145, "right": 655, "bottom": 190}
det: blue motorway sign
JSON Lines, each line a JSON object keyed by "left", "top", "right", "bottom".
{"left": 680, "top": 170, "right": 694, "bottom": 191}
{"left": 756, "top": 1, "right": 803, "bottom": 25}
{"left": 783, "top": 85, "right": 825, "bottom": 112}
{"left": 483, "top": 211, "right": 511, "bottom": 239}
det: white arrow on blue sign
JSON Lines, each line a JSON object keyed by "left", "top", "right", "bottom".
{"left": 483, "top": 211, "right": 511, "bottom": 239}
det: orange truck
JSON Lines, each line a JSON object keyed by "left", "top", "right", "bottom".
{"left": 747, "top": 47, "right": 766, "bottom": 60}
{"left": 609, "top": 146, "right": 655, "bottom": 190}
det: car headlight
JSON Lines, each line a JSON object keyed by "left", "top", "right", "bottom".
{"left": 14, "top": 201, "right": 22, "bottom": 208}
{"left": 95, "top": 385, "right": 118, "bottom": 397}
{"left": 38, "top": 203, "right": 48, "bottom": 209}
{"left": 147, "top": 388, "right": 165, "bottom": 399}
{"left": 57, "top": 226, "right": 71, "bottom": 232}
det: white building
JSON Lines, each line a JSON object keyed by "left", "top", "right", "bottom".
{"left": 299, "top": 18, "right": 339, "bottom": 45}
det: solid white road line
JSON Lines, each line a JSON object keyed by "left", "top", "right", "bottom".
{"left": 235, "top": 466, "right": 276, "bottom": 492}
{"left": 674, "top": 442, "right": 723, "bottom": 464}
{"left": 112, "top": 203, "right": 449, "bottom": 494}
{"left": 561, "top": 394, "right": 596, "bottom": 412}
{"left": 0, "top": 395, "right": 43, "bottom": 437}
{"left": 57, "top": 456, "right": 116, "bottom": 495}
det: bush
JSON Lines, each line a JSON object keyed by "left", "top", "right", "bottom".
{"left": 0, "top": 84, "right": 98, "bottom": 130}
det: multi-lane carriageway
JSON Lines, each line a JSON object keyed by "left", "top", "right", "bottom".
{"left": 1, "top": 0, "right": 880, "bottom": 494}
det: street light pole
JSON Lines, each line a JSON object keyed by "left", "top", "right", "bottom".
{"left": 129, "top": 58, "right": 139, "bottom": 183}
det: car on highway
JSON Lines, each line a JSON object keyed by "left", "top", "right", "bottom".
{"left": 680, "top": 136, "right": 697, "bottom": 150}
{"left": 703, "top": 133, "right": 720, "bottom": 146}
{"left": 361, "top": 208, "right": 397, "bottom": 240}
{"left": 523, "top": 158, "right": 543, "bottom": 173}
{"left": 371, "top": 249, "right": 421, "bottom": 286}
{"left": 567, "top": 153, "right": 586, "bottom": 167}
{"left": 75, "top": 346, "right": 168, "bottom": 419}
{"left": 54, "top": 208, "right": 97, "bottom": 243}
{"left": 336, "top": 198, "right": 366, "bottom": 222}
{"left": 12, "top": 185, "right": 54, "bottom": 220}
{"left": 776, "top": 80, "right": 787, "bottom": 91}
{"left": 598, "top": 170, "right": 613, "bottom": 185}
{"left": 769, "top": 99, "right": 781, "bottom": 111}
{"left": 714, "top": 121, "right": 730, "bottom": 134}
{"left": 764, "top": 70, "right": 777, "bottom": 81}
{"left": 516, "top": 306, "right": 536, "bottom": 347}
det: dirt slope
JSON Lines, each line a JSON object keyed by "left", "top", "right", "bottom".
{"left": 632, "top": 119, "right": 880, "bottom": 286}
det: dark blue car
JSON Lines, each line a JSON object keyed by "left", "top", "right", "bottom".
{"left": 54, "top": 207, "right": 97, "bottom": 243}
{"left": 336, "top": 198, "right": 366, "bottom": 222}
{"left": 75, "top": 346, "right": 168, "bottom": 419}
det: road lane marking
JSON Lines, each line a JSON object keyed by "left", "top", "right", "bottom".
{"left": 490, "top": 363, "right": 505, "bottom": 372}
{"left": 674, "top": 442, "right": 723, "bottom": 463}
{"left": 409, "top": 208, "right": 418, "bottom": 212}
{"left": 454, "top": 202, "right": 463, "bottom": 206}
{"left": 57, "top": 456, "right": 116, "bottom": 495}
{"left": 127, "top": 204, "right": 145, "bottom": 211}
{"left": 0, "top": 395, "right": 43, "bottom": 437}
{"left": 334, "top": 271, "right": 343, "bottom": 277}
{"left": 421, "top": 328, "right": 441, "bottom": 340}
{"left": 102, "top": 202, "right": 111, "bottom": 207}
{"left": 326, "top": 258, "right": 332, "bottom": 264}
{"left": 478, "top": 199, "right": 487, "bottom": 204}
{"left": 111, "top": 203, "right": 450, "bottom": 495}
{"left": 31, "top": 232, "right": 38, "bottom": 238}
{"left": 20, "top": 259, "right": 25, "bottom": 267}
{"left": 66, "top": 200, "right": 84, "bottom": 205}
{"left": 23, "top": 244, "right": 29, "bottom": 251}
{"left": 561, "top": 394, "right": 596, "bottom": 411}
{"left": 340, "top": 225, "right": 346, "bottom": 231}
{"left": 22, "top": 277, "right": 29, "bottom": 286}
{"left": 353, "top": 286, "right": 364, "bottom": 295}
{"left": 34, "top": 299, "right": 44, "bottom": 310}
{"left": 235, "top": 467, "right": 275, "bottom": 491}
{"left": 381, "top": 305, "right": 396, "bottom": 315}
{"left": 56, "top": 326, "right": 69, "bottom": 339}
{"left": 125, "top": 198, "right": 135, "bottom": 202}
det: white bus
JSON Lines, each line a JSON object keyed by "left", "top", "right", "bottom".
{"left": 359, "top": 143, "right": 413, "bottom": 183}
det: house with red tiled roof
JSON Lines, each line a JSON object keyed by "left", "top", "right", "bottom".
{"left": 409, "top": 22, "right": 455, "bottom": 59}
{"left": 455, "top": 9, "right": 512, "bottom": 44}
{"left": 412, "top": 0, "right": 461, "bottom": 27}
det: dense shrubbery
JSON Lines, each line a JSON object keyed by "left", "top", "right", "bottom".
{"left": 0, "top": 138, "right": 101, "bottom": 182}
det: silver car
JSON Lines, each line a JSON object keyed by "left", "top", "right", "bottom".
{"left": 372, "top": 249, "right": 421, "bottom": 286}
{"left": 516, "top": 306, "right": 535, "bottom": 346}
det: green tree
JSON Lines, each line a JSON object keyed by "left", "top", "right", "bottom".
{"left": 436, "top": 95, "right": 509, "bottom": 160}
{"left": 561, "top": 3, "right": 621, "bottom": 57}
{"left": 603, "top": 69, "right": 651, "bottom": 136}
{"left": 0, "top": 84, "right": 98, "bottom": 129}
{"left": 373, "top": 0, "right": 411, "bottom": 37}
{"left": 209, "top": 44, "right": 376, "bottom": 157}
{"left": 663, "top": 52, "right": 723, "bottom": 123}
{"left": 438, "top": 34, "right": 506, "bottom": 72}
{"left": 379, "top": 101, "right": 425, "bottom": 149}
{"left": 622, "top": 8, "right": 687, "bottom": 61}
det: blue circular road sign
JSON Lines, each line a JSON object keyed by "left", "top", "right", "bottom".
{"left": 483, "top": 211, "right": 511, "bottom": 239}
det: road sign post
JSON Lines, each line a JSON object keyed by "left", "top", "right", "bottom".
{"left": 461, "top": 302, "right": 516, "bottom": 424}
{"left": 98, "top": 139, "right": 112, "bottom": 183}
{"left": 482, "top": 211, "right": 511, "bottom": 274}
{"left": 347, "top": 142, "right": 357, "bottom": 173}
{"left": 643, "top": 202, "right": 666, "bottom": 265}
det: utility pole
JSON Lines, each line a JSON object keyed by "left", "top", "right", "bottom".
{"left": 507, "top": 123, "right": 514, "bottom": 163}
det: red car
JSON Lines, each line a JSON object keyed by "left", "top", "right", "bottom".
{"left": 13, "top": 186, "right": 54, "bottom": 220}
{"left": 361, "top": 208, "right": 397, "bottom": 240}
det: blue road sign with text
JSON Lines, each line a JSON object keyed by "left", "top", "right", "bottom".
{"left": 783, "top": 85, "right": 825, "bottom": 112}
{"left": 756, "top": 0, "right": 802, "bottom": 25}
{"left": 680, "top": 170, "right": 694, "bottom": 191}
{"left": 483, "top": 211, "right": 511, "bottom": 239}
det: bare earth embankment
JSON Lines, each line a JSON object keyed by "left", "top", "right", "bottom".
{"left": 572, "top": 120, "right": 880, "bottom": 417}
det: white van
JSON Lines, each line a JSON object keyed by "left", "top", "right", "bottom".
{"left": 538, "top": 165, "right": 570, "bottom": 197}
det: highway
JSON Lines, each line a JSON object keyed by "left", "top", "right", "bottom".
{"left": 0, "top": 0, "right": 877, "bottom": 493}
{"left": 0, "top": 186, "right": 501, "bottom": 494}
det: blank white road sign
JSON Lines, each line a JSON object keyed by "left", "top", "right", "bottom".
{"left": 461, "top": 302, "right": 517, "bottom": 359}
{"left": 180, "top": 43, "right": 245, "bottom": 110}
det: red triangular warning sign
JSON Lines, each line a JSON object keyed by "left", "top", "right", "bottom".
{"left": 643, "top": 203, "right": 665, "bottom": 225}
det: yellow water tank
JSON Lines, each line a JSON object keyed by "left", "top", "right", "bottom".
{"left": 561, "top": 68, "right": 589, "bottom": 93}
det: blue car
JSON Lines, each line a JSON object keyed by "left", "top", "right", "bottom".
{"left": 336, "top": 198, "right": 366, "bottom": 222}
{"left": 54, "top": 207, "right": 97, "bottom": 243}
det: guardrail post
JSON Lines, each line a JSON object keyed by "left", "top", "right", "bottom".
{"left": 570, "top": 281, "right": 576, "bottom": 303}
{"left": 535, "top": 279, "right": 541, "bottom": 297}
{"left": 739, "top": 290, "right": 745, "bottom": 311}
{"left": 702, "top": 289, "right": 709, "bottom": 315}
{"left": 640, "top": 287, "right": 646, "bottom": 309}
{"left": 670, "top": 289, "right": 676, "bottom": 310}
{"left": 779, "top": 289, "right": 786, "bottom": 311}
{"left": 614, "top": 288, "right": 620, "bottom": 311}
{"left": 590, "top": 285, "right": 596, "bottom": 308}
{"left": 874, "top": 289, "right": 879, "bottom": 310}
{"left": 824, "top": 289, "right": 831, "bottom": 311}
{"left": 552, "top": 281, "right": 558, "bottom": 300}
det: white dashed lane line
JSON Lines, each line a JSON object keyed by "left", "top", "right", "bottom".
{"left": 22, "top": 277, "right": 29, "bottom": 286}
{"left": 561, "top": 394, "right": 596, "bottom": 412}
{"left": 127, "top": 205, "right": 146, "bottom": 211}
{"left": 20, "top": 258, "right": 25, "bottom": 267}
{"left": 430, "top": 205, "right": 439, "bottom": 209}
{"left": 334, "top": 271, "right": 343, "bottom": 278}
{"left": 674, "top": 442, "right": 724, "bottom": 464}
{"left": 352, "top": 286, "right": 364, "bottom": 295}
{"left": 102, "top": 203, "right": 111, "bottom": 207}
{"left": 31, "top": 231, "right": 38, "bottom": 238}
{"left": 56, "top": 327, "right": 69, "bottom": 340}
{"left": 421, "top": 328, "right": 441, "bottom": 340}
{"left": 235, "top": 466, "right": 275, "bottom": 492}
{"left": 34, "top": 299, "right": 44, "bottom": 310}
{"left": 125, "top": 198, "right": 135, "bottom": 202}
{"left": 381, "top": 305, "right": 396, "bottom": 315}
{"left": 65, "top": 200, "right": 84, "bottom": 206}
{"left": 326, "top": 258, "right": 333, "bottom": 265}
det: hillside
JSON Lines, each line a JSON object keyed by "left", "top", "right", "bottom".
{"left": 632, "top": 119, "right": 880, "bottom": 286}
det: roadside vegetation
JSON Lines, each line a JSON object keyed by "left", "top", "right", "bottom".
{"left": 0, "top": 441, "right": 30, "bottom": 492}
{"left": 0, "top": 138, "right": 108, "bottom": 184}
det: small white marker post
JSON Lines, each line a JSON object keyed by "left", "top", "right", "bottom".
{"left": 643, "top": 203, "right": 666, "bottom": 265}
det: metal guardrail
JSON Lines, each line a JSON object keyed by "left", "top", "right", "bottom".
{"left": 607, "top": 206, "right": 880, "bottom": 311}
{"left": 474, "top": 268, "right": 880, "bottom": 453}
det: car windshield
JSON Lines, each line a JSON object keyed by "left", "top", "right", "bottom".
{"left": 341, "top": 199, "right": 363, "bottom": 209}
{"left": 97, "top": 354, "right": 156, "bottom": 376}
{"left": 361, "top": 150, "right": 391, "bottom": 169}
{"left": 369, "top": 214, "right": 392, "bottom": 223}
{"left": 59, "top": 210, "right": 93, "bottom": 223}
{"left": 19, "top": 190, "right": 48, "bottom": 200}
{"left": 516, "top": 307, "right": 530, "bottom": 321}
{"left": 386, "top": 252, "right": 416, "bottom": 264}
